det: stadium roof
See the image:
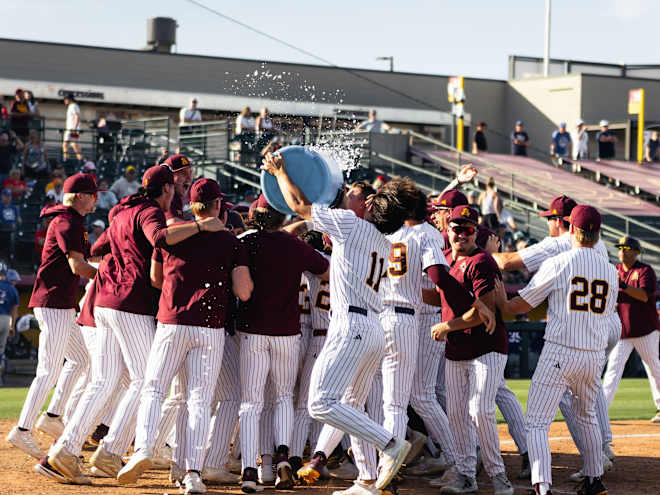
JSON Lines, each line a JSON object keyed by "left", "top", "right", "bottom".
{"left": 0, "top": 38, "right": 496, "bottom": 124}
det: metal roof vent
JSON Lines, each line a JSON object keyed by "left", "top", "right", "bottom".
{"left": 146, "top": 17, "right": 177, "bottom": 53}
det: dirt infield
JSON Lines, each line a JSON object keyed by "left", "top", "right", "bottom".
{"left": 1, "top": 419, "right": 658, "bottom": 495}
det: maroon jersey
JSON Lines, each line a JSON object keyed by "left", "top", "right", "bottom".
{"left": 9, "top": 100, "right": 30, "bottom": 128}
{"left": 77, "top": 278, "right": 98, "bottom": 328}
{"left": 237, "top": 230, "right": 329, "bottom": 336}
{"left": 441, "top": 247, "right": 508, "bottom": 361}
{"left": 91, "top": 195, "right": 168, "bottom": 315}
{"left": 155, "top": 228, "right": 249, "bottom": 328}
{"left": 616, "top": 261, "right": 659, "bottom": 339}
{"left": 29, "top": 205, "right": 89, "bottom": 309}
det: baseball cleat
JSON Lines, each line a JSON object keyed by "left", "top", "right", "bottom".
{"left": 430, "top": 465, "right": 458, "bottom": 487}
{"left": 602, "top": 443, "right": 615, "bottom": 462}
{"left": 438, "top": 472, "right": 477, "bottom": 493}
{"left": 406, "top": 452, "right": 454, "bottom": 476}
{"left": 6, "top": 426, "right": 46, "bottom": 459}
{"left": 117, "top": 448, "right": 152, "bottom": 485}
{"left": 651, "top": 411, "right": 660, "bottom": 423}
{"left": 258, "top": 463, "right": 275, "bottom": 485}
{"left": 576, "top": 476, "right": 607, "bottom": 495}
{"left": 491, "top": 472, "right": 514, "bottom": 495}
{"left": 89, "top": 466, "right": 109, "bottom": 477}
{"left": 332, "top": 480, "right": 381, "bottom": 494}
{"left": 35, "top": 413, "right": 65, "bottom": 440}
{"left": 603, "top": 452, "right": 613, "bottom": 472}
{"left": 89, "top": 423, "right": 109, "bottom": 446}
{"left": 151, "top": 444, "right": 172, "bottom": 469}
{"left": 242, "top": 467, "right": 264, "bottom": 493}
{"left": 375, "top": 437, "right": 411, "bottom": 490}
{"left": 89, "top": 440, "right": 124, "bottom": 478}
{"left": 170, "top": 462, "right": 185, "bottom": 485}
{"left": 275, "top": 461, "right": 295, "bottom": 490}
{"left": 297, "top": 460, "right": 323, "bottom": 485}
{"left": 34, "top": 456, "right": 71, "bottom": 484}
{"left": 518, "top": 451, "right": 531, "bottom": 479}
{"left": 569, "top": 470, "right": 586, "bottom": 483}
{"left": 49, "top": 444, "right": 92, "bottom": 485}
{"left": 202, "top": 466, "right": 238, "bottom": 484}
{"left": 404, "top": 428, "right": 427, "bottom": 465}
{"left": 329, "top": 458, "right": 359, "bottom": 480}
{"left": 182, "top": 471, "right": 207, "bottom": 494}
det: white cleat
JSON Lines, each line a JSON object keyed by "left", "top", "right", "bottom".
{"left": 404, "top": 428, "right": 427, "bottom": 465}
{"left": 491, "top": 472, "right": 514, "bottom": 495}
{"left": 651, "top": 411, "right": 660, "bottom": 423}
{"left": 89, "top": 466, "right": 109, "bottom": 478}
{"left": 429, "top": 465, "right": 457, "bottom": 488}
{"left": 151, "top": 445, "right": 172, "bottom": 469}
{"left": 170, "top": 462, "right": 186, "bottom": 485}
{"left": 603, "top": 443, "right": 615, "bottom": 461}
{"left": 332, "top": 480, "right": 381, "bottom": 494}
{"left": 329, "top": 459, "right": 359, "bottom": 480}
{"left": 117, "top": 449, "right": 152, "bottom": 485}
{"left": 569, "top": 453, "right": 613, "bottom": 484}
{"left": 258, "top": 463, "right": 274, "bottom": 485}
{"left": 35, "top": 413, "right": 65, "bottom": 440}
{"left": 439, "top": 471, "right": 477, "bottom": 493}
{"left": 407, "top": 453, "right": 454, "bottom": 476}
{"left": 6, "top": 426, "right": 45, "bottom": 459}
{"left": 603, "top": 452, "right": 613, "bottom": 472}
{"left": 183, "top": 471, "right": 207, "bottom": 494}
{"left": 202, "top": 466, "right": 238, "bottom": 484}
{"left": 375, "top": 437, "right": 411, "bottom": 490}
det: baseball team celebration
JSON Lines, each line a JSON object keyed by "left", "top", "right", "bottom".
{"left": 1, "top": 3, "right": 659, "bottom": 495}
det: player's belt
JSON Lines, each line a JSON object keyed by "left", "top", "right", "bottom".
{"left": 313, "top": 329, "right": 327, "bottom": 337}
{"left": 348, "top": 305, "right": 368, "bottom": 316}
{"left": 394, "top": 306, "right": 415, "bottom": 315}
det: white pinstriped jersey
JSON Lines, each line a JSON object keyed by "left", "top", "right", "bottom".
{"left": 420, "top": 273, "right": 440, "bottom": 315}
{"left": 519, "top": 247, "right": 619, "bottom": 351}
{"left": 311, "top": 204, "right": 391, "bottom": 313}
{"left": 299, "top": 274, "right": 312, "bottom": 328}
{"left": 307, "top": 253, "right": 331, "bottom": 329}
{"left": 383, "top": 222, "right": 447, "bottom": 309}
{"left": 519, "top": 232, "right": 608, "bottom": 272}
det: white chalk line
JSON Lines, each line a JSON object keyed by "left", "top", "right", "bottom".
{"left": 500, "top": 432, "right": 660, "bottom": 445}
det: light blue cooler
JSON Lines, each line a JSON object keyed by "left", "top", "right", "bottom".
{"left": 260, "top": 145, "right": 345, "bottom": 215}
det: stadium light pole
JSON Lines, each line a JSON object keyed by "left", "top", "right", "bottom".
{"left": 543, "top": 0, "right": 551, "bottom": 77}
{"left": 376, "top": 56, "right": 394, "bottom": 72}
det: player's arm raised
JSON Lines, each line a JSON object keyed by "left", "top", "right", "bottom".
{"left": 493, "top": 278, "right": 533, "bottom": 314}
{"left": 261, "top": 152, "right": 312, "bottom": 220}
{"left": 491, "top": 251, "right": 525, "bottom": 271}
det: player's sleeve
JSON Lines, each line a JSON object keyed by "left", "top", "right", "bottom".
{"left": 420, "top": 229, "right": 448, "bottom": 271}
{"left": 90, "top": 229, "right": 111, "bottom": 257}
{"left": 468, "top": 255, "right": 500, "bottom": 297}
{"left": 54, "top": 218, "right": 85, "bottom": 256}
{"left": 518, "top": 235, "right": 560, "bottom": 272}
{"left": 8, "top": 285, "right": 19, "bottom": 307}
{"left": 299, "top": 239, "right": 330, "bottom": 275}
{"left": 638, "top": 266, "right": 657, "bottom": 295}
{"left": 518, "top": 257, "right": 558, "bottom": 307}
{"left": 311, "top": 204, "right": 355, "bottom": 242}
{"left": 139, "top": 206, "right": 168, "bottom": 248}
{"left": 595, "top": 240, "right": 609, "bottom": 261}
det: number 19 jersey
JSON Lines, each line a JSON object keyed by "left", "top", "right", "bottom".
{"left": 519, "top": 246, "right": 619, "bottom": 351}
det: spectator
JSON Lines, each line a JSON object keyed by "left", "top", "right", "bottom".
{"left": 62, "top": 93, "right": 83, "bottom": 161}
{"left": 155, "top": 147, "right": 169, "bottom": 165}
{"left": 81, "top": 160, "right": 97, "bottom": 180}
{"left": 96, "top": 178, "right": 118, "bottom": 211}
{"left": 110, "top": 165, "right": 140, "bottom": 199}
{"left": 6, "top": 268, "right": 20, "bottom": 285}
{"left": 478, "top": 177, "right": 502, "bottom": 230}
{"left": 0, "top": 261, "right": 19, "bottom": 375}
{"left": 44, "top": 169, "right": 65, "bottom": 193}
{"left": 645, "top": 130, "right": 660, "bottom": 163}
{"left": 0, "top": 97, "right": 7, "bottom": 121}
{"left": 24, "top": 90, "right": 39, "bottom": 117}
{"left": 8, "top": 89, "right": 31, "bottom": 142}
{"left": 45, "top": 178, "right": 64, "bottom": 203}
{"left": 1, "top": 169, "right": 27, "bottom": 200}
{"left": 472, "top": 121, "right": 488, "bottom": 154}
{"left": 0, "top": 130, "right": 24, "bottom": 183}
{"left": 255, "top": 107, "right": 275, "bottom": 150}
{"left": 88, "top": 219, "right": 105, "bottom": 245}
{"left": 511, "top": 120, "right": 530, "bottom": 156}
{"left": 235, "top": 106, "right": 255, "bottom": 166}
{"left": 179, "top": 97, "right": 202, "bottom": 127}
{"left": 22, "top": 129, "right": 49, "bottom": 179}
{"left": 237, "top": 189, "right": 258, "bottom": 208}
{"left": 550, "top": 122, "right": 572, "bottom": 160}
{"left": 596, "top": 120, "right": 617, "bottom": 160}
{"left": 572, "top": 119, "right": 589, "bottom": 160}
{"left": 356, "top": 109, "right": 391, "bottom": 133}
{"left": 34, "top": 217, "right": 51, "bottom": 256}
{"left": 0, "top": 189, "right": 20, "bottom": 228}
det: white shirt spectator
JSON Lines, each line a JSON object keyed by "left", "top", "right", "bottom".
{"left": 66, "top": 102, "right": 81, "bottom": 131}
{"left": 46, "top": 187, "right": 64, "bottom": 203}
{"left": 96, "top": 190, "right": 118, "bottom": 210}
{"left": 110, "top": 176, "right": 140, "bottom": 199}
{"left": 179, "top": 107, "right": 201, "bottom": 126}
{"left": 572, "top": 127, "right": 589, "bottom": 160}
{"left": 235, "top": 115, "right": 255, "bottom": 134}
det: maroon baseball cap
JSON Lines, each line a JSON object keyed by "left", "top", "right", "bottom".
{"left": 539, "top": 195, "right": 577, "bottom": 217}
{"left": 163, "top": 154, "right": 192, "bottom": 171}
{"left": 63, "top": 173, "right": 98, "bottom": 194}
{"left": 431, "top": 190, "right": 468, "bottom": 210}
{"left": 190, "top": 178, "right": 222, "bottom": 203}
{"left": 448, "top": 205, "right": 479, "bottom": 224}
{"left": 142, "top": 165, "right": 174, "bottom": 188}
{"left": 564, "top": 204, "right": 601, "bottom": 232}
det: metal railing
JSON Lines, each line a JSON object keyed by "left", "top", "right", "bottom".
{"left": 177, "top": 120, "right": 230, "bottom": 164}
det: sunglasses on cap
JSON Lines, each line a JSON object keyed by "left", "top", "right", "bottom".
{"left": 617, "top": 245, "right": 632, "bottom": 251}
{"left": 450, "top": 224, "right": 476, "bottom": 236}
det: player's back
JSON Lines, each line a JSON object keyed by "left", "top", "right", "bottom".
{"left": 307, "top": 253, "right": 331, "bottom": 330}
{"left": 544, "top": 247, "right": 619, "bottom": 351}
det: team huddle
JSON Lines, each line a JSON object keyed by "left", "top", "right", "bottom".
{"left": 4, "top": 150, "right": 639, "bottom": 495}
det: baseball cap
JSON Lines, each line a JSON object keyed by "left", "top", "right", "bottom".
{"left": 15, "top": 88, "right": 23, "bottom": 95}
{"left": 576, "top": 119, "right": 585, "bottom": 126}
{"left": 615, "top": 235, "right": 641, "bottom": 251}
{"left": 141, "top": 165, "right": 174, "bottom": 189}
{"left": 63, "top": 173, "right": 98, "bottom": 194}
{"left": 191, "top": 97, "right": 198, "bottom": 103}
{"left": 448, "top": 205, "right": 479, "bottom": 224}
{"left": 190, "top": 178, "right": 223, "bottom": 204}
{"left": 600, "top": 120, "right": 609, "bottom": 127}
{"left": 559, "top": 122, "right": 567, "bottom": 129}
{"left": 126, "top": 165, "right": 137, "bottom": 173}
{"left": 83, "top": 161, "right": 96, "bottom": 170}
{"left": 564, "top": 204, "right": 601, "bottom": 232}
{"left": 515, "top": 120, "right": 523, "bottom": 126}
{"left": 91, "top": 219, "right": 105, "bottom": 229}
{"left": 539, "top": 195, "right": 577, "bottom": 218}
{"left": 163, "top": 154, "right": 192, "bottom": 171}
{"left": 7, "top": 268, "right": 20, "bottom": 283}
{"left": 431, "top": 190, "right": 468, "bottom": 210}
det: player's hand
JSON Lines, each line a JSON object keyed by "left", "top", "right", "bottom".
{"left": 485, "top": 233, "right": 501, "bottom": 254}
{"left": 9, "top": 327, "right": 15, "bottom": 339}
{"left": 431, "top": 322, "right": 450, "bottom": 341}
{"left": 261, "top": 152, "right": 286, "bottom": 177}
{"left": 493, "top": 278, "right": 508, "bottom": 309}
{"left": 198, "top": 216, "right": 226, "bottom": 232}
{"left": 473, "top": 298, "right": 496, "bottom": 334}
{"left": 457, "top": 165, "right": 477, "bottom": 184}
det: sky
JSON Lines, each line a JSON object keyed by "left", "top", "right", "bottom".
{"left": 5, "top": 0, "right": 660, "bottom": 80}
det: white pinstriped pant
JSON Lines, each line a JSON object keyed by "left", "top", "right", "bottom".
{"left": 411, "top": 312, "right": 456, "bottom": 462}
{"left": 291, "top": 333, "right": 327, "bottom": 458}
{"left": 527, "top": 343, "right": 604, "bottom": 486}
{"left": 135, "top": 323, "right": 224, "bottom": 471}
{"left": 239, "top": 332, "right": 301, "bottom": 470}
{"left": 603, "top": 331, "right": 660, "bottom": 410}
{"left": 18, "top": 308, "right": 89, "bottom": 430}
{"left": 54, "top": 307, "right": 155, "bottom": 456}
{"left": 204, "top": 332, "right": 241, "bottom": 470}
{"left": 308, "top": 313, "right": 392, "bottom": 481}
{"left": 446, "top": 352, "right": 507, "bottom": 478}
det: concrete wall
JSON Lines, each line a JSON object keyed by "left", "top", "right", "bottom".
{"left": 463, "top": 78, "right": 508, "bottom": 153}
{"left": 580, "top": 74, "right": 660, "bottom": 124}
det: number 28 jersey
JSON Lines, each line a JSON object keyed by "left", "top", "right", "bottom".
{"left": 519, "top": 247, "right": 620, "bottom": 351}
{"left": 312, "top": 204, "right": 391, "bottom": 314}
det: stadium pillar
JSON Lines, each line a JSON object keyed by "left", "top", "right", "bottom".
{"left": 638, "top": 90, "right": 645, "bottom": 164}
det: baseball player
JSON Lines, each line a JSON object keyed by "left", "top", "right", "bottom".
{"left": 0, "top": 262, "right": 19, "bottom": 381}
{"left": 118, "top": 178, "right": 253, "bottom": 494}
{"left": 262, "top": 153, "right": 413, "bottom": 494}
{"left": 492, "top": 195, "right": 616, "bottom": 472}
{"left": 6, "top": 174, "right": 98, "bottom": 460}
{"left": 48, "top": 165, "right": 225, "bottom": 484}
{"left": 602, "top": 236, "right": 660, "bottom": 423}
{"left": 236, "top": 194, "right": 329, "bottom": 493}
{"left": 426, "top": 205, "right": 514, "bottom": 495}
{"left": 492, "top": 205, "right": 618, "bottom": 495}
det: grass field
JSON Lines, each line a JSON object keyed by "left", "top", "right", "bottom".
{"left": 0, "top": 378, "right": 656, "bottom": 421}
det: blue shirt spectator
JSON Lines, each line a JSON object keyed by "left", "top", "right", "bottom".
{"left": 511, "top": 121, "right": 530, "bottom": 156}
{"left": 551, "top": 123, "right": 572, "bottom": 157}
{"left": 0, "top": 278, "right": 19, "bottom": 316}
{"left": 0, "top": 189, "right": 20, "bottom": 228}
